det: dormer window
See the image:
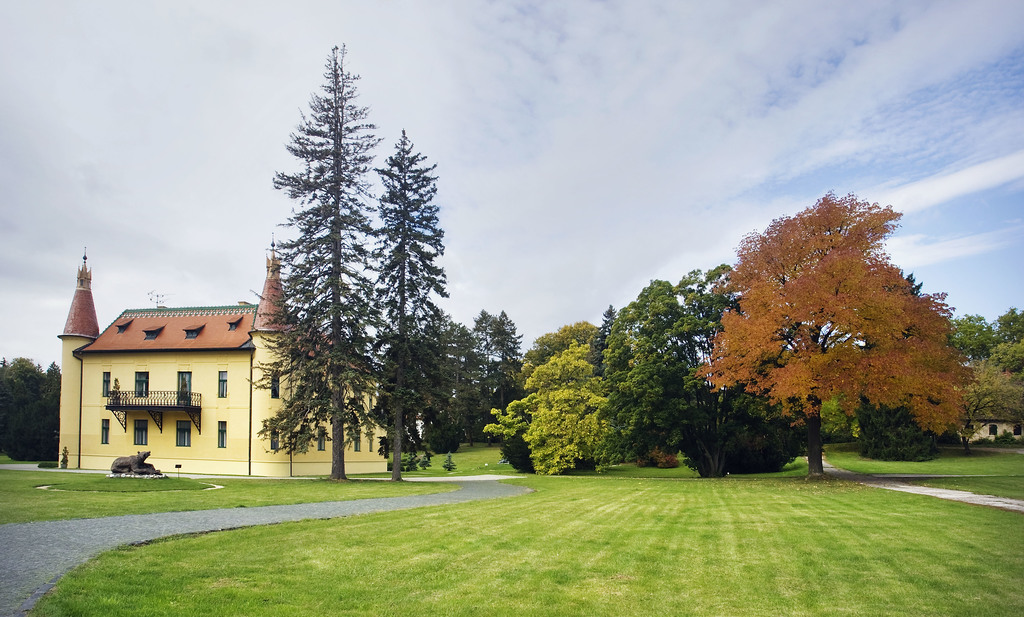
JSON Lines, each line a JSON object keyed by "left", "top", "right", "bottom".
{"left": 184, "top": 325, "right": 204, "bottom": 339}
{"left": 143, "top": 327, "right": 164, "bottom": 340}
{"left": 228, "top": 318, "right": 242, "bottom": 331}
{"left": 116, "top": 320, "right": 133, "bottom": 334}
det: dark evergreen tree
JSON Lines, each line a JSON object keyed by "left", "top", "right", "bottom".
{"left": 0, "top": 359, "right": 60, "bottom": 461}
{"left": 372, "top": 129, "right": 447, "bottom": 480}
{"left": 262, "top": 45, "right": 381, "bottom": 480}
{"left": 857, "top": 402, "right": 938, "bottom": 461}
{"left": 475, "top": 310, "right": 523, "bottom": 412}
{"left": 591, "top": 305, "right": 616, "bottom": 376}
{"left": 430, "top": 315, "right": 482, "bottom": 449}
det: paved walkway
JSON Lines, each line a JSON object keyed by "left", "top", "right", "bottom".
{"left": 822, "top": 461, "right": 1024, "bottom": 513}
{"left": 0, "top": 477, "right": 529, "bottom": 617}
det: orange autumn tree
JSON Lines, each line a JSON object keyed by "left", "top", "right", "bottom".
{"left": 706, "top": 193, "right": 967, "bottom": 476}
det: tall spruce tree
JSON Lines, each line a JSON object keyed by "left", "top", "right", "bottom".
{"left": 373, "top": 130, "right": 448, "bottom": 480}
{"left": 264, "top": 45, "right": 381, "bottom": 480}
{"left": 474, "top": 310, "right": 524, "bottom": 421}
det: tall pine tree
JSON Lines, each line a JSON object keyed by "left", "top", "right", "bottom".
{"left": 264, "top": 46, "right": 381, "bottom": 480}
{"left": 373, "top": 130, "right": 448, "bottom": 480}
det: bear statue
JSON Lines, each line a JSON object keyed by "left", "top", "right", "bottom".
{"left": 110, "top": 451, "right": 162, "bottom": 475}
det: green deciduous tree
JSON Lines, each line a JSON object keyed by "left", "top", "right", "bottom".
{"left": 951, "top": 314, "right": 999, "bottom": 362}
{"left": 373, "top": 130, "right": 448, "bottom": 480}
{"left": 604, "top": 268, "right": 800, "bottom": 477}
{"left": 487, "top": 342, "right": 608, "bottom": 475}
{"left": 521, "top": 321, "right": 597, "bottom": 383}
{"left": 991, "top": 308, "right": 1024, "bottom": 375}
{"left": 958, "top": 360, "right": 1024, "bottom": 453}
{"left": 263, "top": 45, "right": 381, "bottom": 480}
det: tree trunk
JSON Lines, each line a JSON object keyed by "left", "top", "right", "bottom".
{"left": 331, "top": 409, "right": 347, "bottom": 480}
{"left": 807, "top": 413, "right": 824, "bottom": 476}
{"left": 391, "top": 362, "right": 405, "bottom": 481}
{"left": 961, "top": 435, "right": 972, "bottom": 455}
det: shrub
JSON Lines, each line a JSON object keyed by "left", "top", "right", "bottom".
{"left": 425, "top": 420, "right": 462, "bottom": 455}
{"left": 400, "top": 451, "right": 432, "bottom": 471}
{"left": 994, "top": 430, "right": 1020, "bottom": 445}
{"left": 725, "top": 422, "right": 804, "bottom": 474}
{"left": 498, "top": 433, "right": 534, "bottom": 473}
{"left": 442, "top": 452, "right": 456, "bottom": 471}
{"left": 638, "top": 447, "right": 679, "bottom": 468}
{"left": 37, "top": 461, "right": 58, "bottom": 468}
{"left": 857, "top": 403, "right": 938, "bottom": 461}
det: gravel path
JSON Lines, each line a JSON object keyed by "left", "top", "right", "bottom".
{"left": 0, "top": 478, "right": 529, "bottom": 617}
{"left": 822, "top": 461, "right": 1024, "bottom": 513}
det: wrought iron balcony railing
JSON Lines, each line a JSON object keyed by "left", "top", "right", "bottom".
{"left": 106, "top": 390, "right": 201, "bottom": 410}
{"left": 105, "top": 390, "right": 202, "bottom": 434}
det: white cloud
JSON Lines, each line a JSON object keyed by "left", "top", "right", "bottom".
{"left": 887, "top": 224, "right": 1024, "bottom": 269}
{"left": 872, "top": 150, "right": 1024, "bottom": 213}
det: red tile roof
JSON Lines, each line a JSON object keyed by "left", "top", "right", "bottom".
{"left": 62, "top": 260, "right": 100, "bottom": 339}
{"left": 62, "top": 287, "right": 100, "bottom": 339}
{"left": 253, "top": 252, "right": 285, "bottom": 332}
{"left": 81, "top": 306, "right": 257, "bottom": 353}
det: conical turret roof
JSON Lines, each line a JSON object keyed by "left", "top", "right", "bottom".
{"left": 253, "top": 246, "right": 284, "bottom": 332}
{"left": 62, "top": 253, "right": 100, "bottom": 339}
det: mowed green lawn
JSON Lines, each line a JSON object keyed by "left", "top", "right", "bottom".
{"left": 32, "top": 475, "right": 1024, "bottom": 617}
{"left": 0, "top": 471, "right": 451, "bottom": 524}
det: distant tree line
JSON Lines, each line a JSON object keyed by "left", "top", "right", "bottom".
{"left": 0, "top": 358, "right": 60, "bottom": 461}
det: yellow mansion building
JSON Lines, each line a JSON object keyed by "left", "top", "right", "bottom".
{"left": 57, "top": 252, "right": 386, "bottom": 476}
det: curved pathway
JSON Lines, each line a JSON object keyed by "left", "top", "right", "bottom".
{"left": 822, "top": 461, "right": 1024, "bottom": 513}
{"left": 0, "top": 477, "right": 529, "bottom": 617}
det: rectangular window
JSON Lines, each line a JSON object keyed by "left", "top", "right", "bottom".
{"left": 177, "top": 371, "right": 192, "bottom": 406}
{"left": 101, "top": 419, "right": 110, "bottom": 444}
{"left": 218, "top": 421, "right": 227, "bottom": 448}
{"left": 317, "top": 431, "right": 326, "bottom": 451}
{"left": 102, "top": 372, "right": 111, "bottom": 397}
{"left": 176, "top": 420, "right": 192, "bottom": 447}
{"left": 353, "top": 430, "right": 361, "bottom": 452}
{"left": 990, "top": 424, "right": 998, "bottom": 436}
{"left": 135, "top": 372, "right": 149, "bottom": 397}
{"left": 270, "top": 431, "right": 280, "bottom": 451}
{"left": 134, "top": 419, "right": 148, "bottom": 445}
{"left": 270, "top": 375, "right": 280, "bottom": 399}
{"left": 218, "top": 371, "right": 228, "bottom": 398}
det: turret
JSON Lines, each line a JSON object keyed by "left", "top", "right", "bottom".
{"left": 59, "top": 251, "right": 100, "bottom": 468}
{"left": 253, "top": 241, "right": 284, "bottom": 332}
{"left": 62, "top": 252, "right": 100, "bottom": 339}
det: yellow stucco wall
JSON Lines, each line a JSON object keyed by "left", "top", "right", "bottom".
{"left": 970, "top": 420, "right": 1022, "bottom": 441}
{"left": 59, "top": 336, "right": 386, "bottom": 476}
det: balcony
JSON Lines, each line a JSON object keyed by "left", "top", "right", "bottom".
{"left": 106, "top": 390, "right": 202, "bottom": 434}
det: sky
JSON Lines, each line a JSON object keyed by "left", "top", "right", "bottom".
{"left": 1, "top": 0, "right": 1022, "bottom": 367}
